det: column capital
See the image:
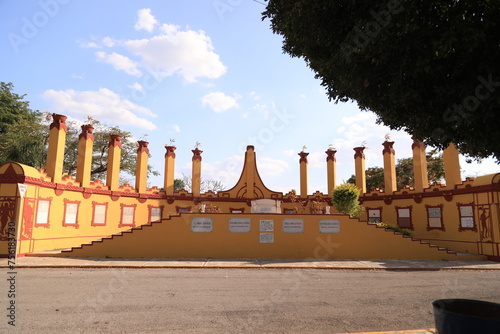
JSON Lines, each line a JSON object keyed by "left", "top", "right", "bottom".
{"left": 411, "top": 137, "right": 426, "bottom": 150}
{"left": 382, "top": 141, "right": 395, "bottom": 155}
{"left": 353, "top": 147, "right": 365, "bottom": 159}
{"left": 108, "top": 134, "right": 122, "bottom": 148}
{"left": 49, "top": 113, "right": 67, "bottom": 131}
{"left": 137, "top": 140, "right": 149, "bottom": 154}
{"left": 298, "top": 151, "right": 309, "bottom": 163}
{"left": 192, "top": 149, "right": 203, "bottom": 161}
{"left": 165, "top": 145, "right": 176, "bottom": 158}
{"left": 325, "top": 149, "right": 337, "bottom": 162}
{"left": 79, "top": 124, "right": 94, "bottom": 141}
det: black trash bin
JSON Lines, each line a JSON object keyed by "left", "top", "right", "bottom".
{"left": 432, "top": 299, "right": 500, "bottom": 334}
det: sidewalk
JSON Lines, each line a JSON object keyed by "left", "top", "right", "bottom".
{"left": 1, "top": 256, "right": 499, "bottom": 270}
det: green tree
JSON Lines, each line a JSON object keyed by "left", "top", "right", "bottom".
{"left": 263, "top": 1, "right": 500, "bottom": 161}
{"left": 347, "top": 151, "right": 445, "bottom": 191}
{"left": 346, "top": 166, "right": 384, "bottom": 192}
{"left": 332, "top": 183, "right": 365, "bottom": 217}
{"left": 174, "top": 178, "right": 185, "bottom": 192}
{"left": 181, "top": 174, "right": 225, "bottom": 193}
{"left": 63, "top": 119, "right": 159, "bottom": 183}
{"left": 0, "top": 82, "right": 47, "bottom": 168}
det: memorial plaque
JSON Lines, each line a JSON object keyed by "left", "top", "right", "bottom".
{"left": 282, "top": 218, "right": 304, "bottom": 233}
{"left": 460, "top": 206, "right": 473, "bottom": 217}
{"left": 229, "top": 218, "right": 251, "bottom": 233}
{"left": 260, "top": 220, "right": 274, "bottom": 232}
{"left": 428, "top": 207, "right": 442, "bottom": 218}
{"left": 461, "top": 217, "right": 474, "bottom": 228}
{"left": 319, "top": 219, "right": 341, "bottom": 233}
{"left": 191, "top": 217, "right": 213, "bottom": 232}
{"left": 260, "top": 233, "right": 274, "bottom": 243}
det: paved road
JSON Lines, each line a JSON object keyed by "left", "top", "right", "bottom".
{"left": 2, "top": 268, "right": 499, "bottom": 334}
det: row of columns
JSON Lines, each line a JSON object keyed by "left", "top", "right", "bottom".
{"left": 298, "top": 138, "right": 463, "bottom": 196}
{"left": 45, "top": 114, "right": 205, "bottom": 195}
{"left": 45, "top": 114, "right": 463, "bottom": 196}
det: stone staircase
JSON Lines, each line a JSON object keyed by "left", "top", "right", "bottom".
{"left": 24, "top": 213, "right": 488, "bottom": 261}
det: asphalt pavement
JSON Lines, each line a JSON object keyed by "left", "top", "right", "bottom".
{"left": 0, "top": 254, "right": 500, "bottom": 334}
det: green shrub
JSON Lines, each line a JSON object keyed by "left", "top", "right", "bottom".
{"left": 332, "top": 183, "right": 365, "bottom": 218}
{"left": 375, "top": 223, "right": 413, "bottom": 237}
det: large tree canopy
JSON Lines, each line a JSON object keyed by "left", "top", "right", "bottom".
{"left": 263, "top": 1, "right": 500, "bottom": 161}
{"left": 0, "top": 82, "right": 46, "bottom": 167}
{"left": 346, "top": 150, "right": 445, "bottom": 191}
{"left": 0, "top": 82, "right": 159, "bottom": 185}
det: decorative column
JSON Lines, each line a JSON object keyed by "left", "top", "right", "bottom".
{"left": 245, "top": 146, "right": 255, "bottom": 198}
{"left": 135, "top": 141, "right": 149, "bottom": 193}
{"left": 382, "top": 141, "right": 397, "bottom": 194}
{"left": 443, "top": 143, "right": 461, "bottom": 188}
{"left": 412, "top": 137, "right": 428, "bottom": 192}
{"left": 76, "top": 124, "right": 95, "bottom": 187}
{"left": 353, "top": 147, "right": 366, "bottom": 194}
{"left": 106, "top": 135, "right": 122, "bottom": 191}
{"left": 325, "top": 148, "right": 337, "bottom": 197}
{"left": 45, "top": 113, "right": 67, "bottom": 183}
{"left": 191, "top": 148, "right": 203, "bottom": 197}
{"left": 298, "top": 150, "right": 309, "bottom": 197}
{"left": 164, "top": 145, "right": 176, "bottom": 195}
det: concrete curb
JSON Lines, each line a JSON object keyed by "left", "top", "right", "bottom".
{"left": 2, "top": 265, "right": 500, "bottom": 270}
{"left": 338, "top": 330, "right": 435, "bottom": 334}
{"left": 1, "top": 257, "right": 500, "bottom": 270}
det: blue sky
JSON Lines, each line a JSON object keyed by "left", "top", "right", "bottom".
{"left": 1, "top": 0, "right": 497, "bottom": 193}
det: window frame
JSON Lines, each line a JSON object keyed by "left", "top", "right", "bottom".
{"left": 119, "top": 203, "right": 136, "bottom": 228}
{"left": 426, "top": 204, "right": 445, "bottom": 231}
{"left": 457, "top": 202, "right": 477, "bottom": 232}
{"left": 62, "top": 199, "right": 80, "bottom": 228}
{"left": 395, "top": 205, "right": 413, "bottom": 230}
{"left": 34, "top": 197, "right": 52, "bottom": 228}
{"left": 148, "top": 205, "right": 164, "bottom": 223}
{"left": 91, "top": 201, "right": 108, "bottom": 227}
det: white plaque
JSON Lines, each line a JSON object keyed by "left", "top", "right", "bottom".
{"left": 229, "top": 218, "right": 251, "bottom": 233}
{"left": 191, "top": 218, "right": 213, "bottom": 232}
{"left": 17, "top": 184, "right": 28, "bottom": 198}
{"left": 260, "top": 220, "right": 274, "bottom": 232}
{"left": 460, "top": 206, "right": 473, "bottom": 217}
{"left": 319, "top": 219, "right": 340, "bottom": 233}
{"left": 461, "top": 217, "right": 474, "bottom": 228}
{"left": 260, "top": 233, "right": 274, "bottom": 243}
{"left": 282, "top": 219, "right": 304, "bottom": 233}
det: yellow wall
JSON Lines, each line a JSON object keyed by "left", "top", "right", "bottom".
{"left": 57, "top": 213, "right": 484, "bottom": 260}
{"left": 362, "top": 175, "right": 500, "bottom": 257}
{"left": 0, "top": 133, "right": 498, "bottom": 261}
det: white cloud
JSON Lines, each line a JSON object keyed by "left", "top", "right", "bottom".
{"left": 299, "top": 94, "right": 306, "bottom": 99}
{"left": 249, "top": 91, "right": 261, "bottom": 100}
{"left": 101, "top": 37, "right": 116, "bottom": 47}
{"left": 71, "top": 74, "right": 85, "bottom": 80}
{"left": 80, "top": 41, "right": 99, "bottom": 48}
{"left": 201, "top": 91, "right": 239, "bottom": 112}
{"left": 42, "top": 88, "right": 157, "bottom": 130}
{"left": 193, "top": 155, "right": 244, "bottom": 189}
{"left": 306, "top": 151, "right": 324, "bottom": 168}
{"left": 129, "top": 82, "right": 143, "bottom": 91}
{"left": 95, "top": 51, "right": 142, "bottom": 77}
{"left": 134, "top": 8, "right": 157, "bottom": 32}
{"left": 328, "top": 111, "right": 415, "bottom": 168}
{"left": 283, "top": 149, "right": 295, "bottom": 157}
{"left": 125, "top": 24, "right": 226, "bottom": 82}
{"left": 257, "top": 157, "right": 289, "bottom": 177}
{"left": 171, "top": 124, "right": 181, "bottom": 133}
{"left": 252, "top": 103, "right": 270, "bottom": 119}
